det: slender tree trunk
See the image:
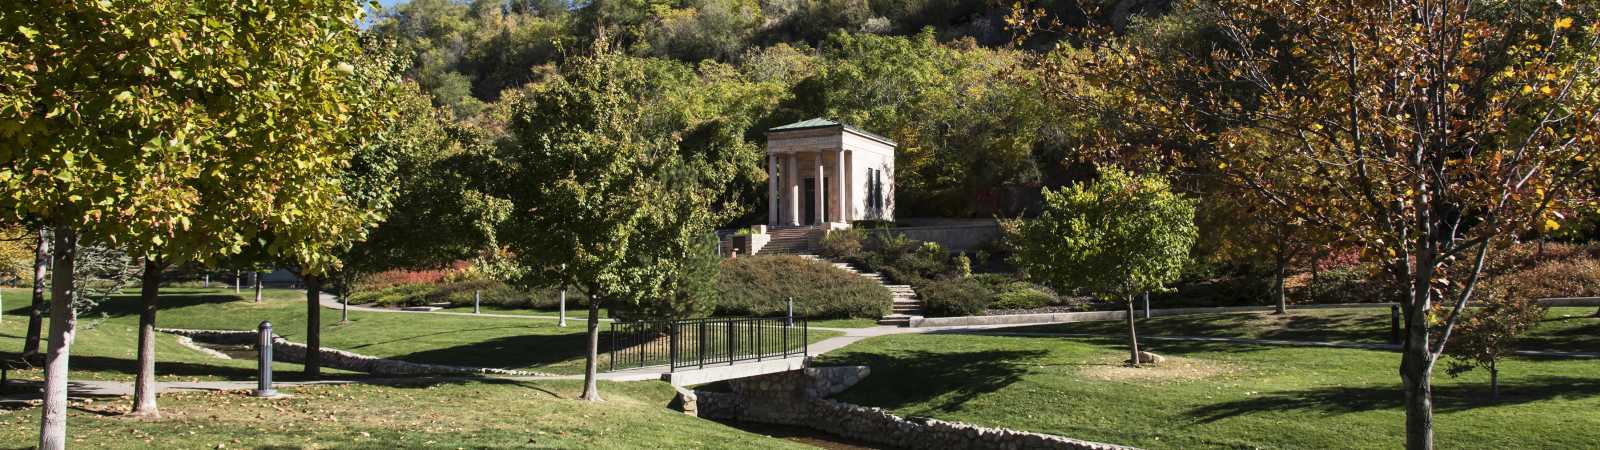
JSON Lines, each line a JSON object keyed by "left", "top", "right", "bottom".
{"left": 338, "top": 274, "right": 349, "bottom": 323}
{"left": 23, "top": 228, "right": 48, "bottom": 357}
{"left": 130, "top": 257, "right": 163, "bottom": 417}
{"left": 1400, "top": 265, "right": 1435, "bottom": 450}
{"left": 253, "top": 272, "right": 263, "bottom": 303}
{"left": 1125, "top": 298, "right": 1141, "bottom": 367}
{"left": 1274, "top": 253, "right": 1288, "bottom": 314}
{"left": 580, "top": 298, "right": 603, "bottom": 402}
{"left": 37, "top": 226, "right": 77, "bottom": 450}
{"left": 304, "top": 275, "right": 322, "bottom": 377}
{"left": 1489, "top": 362, "right": 1499, "bottom": 403}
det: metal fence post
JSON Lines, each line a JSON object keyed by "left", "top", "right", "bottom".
{"left": 727, "top": 320, "right": 736, "bottom": 365}
{"left": 669, "top": 323, "right": 679, "bottom": 371}
{"left": 608, "top": 322, "right": 616, "bottom": 372}
{"left": 255, "top": 321, "right": 277, "bottom": 398}
{"left": 802, "top": 319, "right": 809, "bottom": 356}
{"left": 698, "top": 321, "right": 708, "bottom": 369}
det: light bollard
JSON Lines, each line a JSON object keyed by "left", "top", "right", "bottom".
{"left": 786, "top": 297, "right": 794, "bottom": 327}
{"left": 558, "top": 288, "right": 568, "bottom": 327}
{"left": 1142, "top": 292, "right": 1151, "bottom": 319}
{"left": 474, "top": 290, "right": 481, "bottom": 314}
{"left": 1390, "top": 305, "right": 1402, "bottom": 345}
{"left": 255, "top": 321, "right": 278, "bottom": 398}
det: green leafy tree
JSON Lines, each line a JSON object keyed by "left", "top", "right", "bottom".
{"left": 0, "top": 0, "right": 378, "bottom": 441}
{"left": 1443, "top": 285, "right": 1546, "bottom": 402}
{"left": 1009, "top": 167, "right": 1197, "bottom": 366}
{"left": 499, "top": 47, "right": 750, "bottom": 401}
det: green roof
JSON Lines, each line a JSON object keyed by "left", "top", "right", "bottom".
{"left": 767, "top": 118, "right": 897, "bottom": 146}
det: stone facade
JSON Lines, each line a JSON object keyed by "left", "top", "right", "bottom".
{"left": 159, "top": 328, "right": 549, "bottom": 377}
{"left": 688, "top": 366, "right": 1135, "bottom": 450}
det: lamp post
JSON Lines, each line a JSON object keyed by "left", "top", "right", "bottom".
{"left": 255, "top": 321, "right": 278, "bottom": 398}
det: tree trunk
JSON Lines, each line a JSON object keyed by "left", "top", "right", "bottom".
{"left": 304, "top": 275, "right": 322, "bottom": 377}
{"left": 1274, "top": 255, "right": 1288, "bottom": 314}
{"left": 1489, "top": 362, "right": 1499, "bottom": 403}
{"left": 253, "top": 272, "right": 263, "bottom": 303}
{"left": 580, "top": 298, "right": 603, "bottom": 402}
{"left": 1125, "top": 298, "right": 1141, "bottom": 367}
{"left": 1400, "top": 270, "right": 1435, "bottom": 450}
{"left": 37, "top": 226, "right": 77, "bottom": 450}
{"left": 23, "top": 227, "right": 48, "bottom": 357}
{"left": 130, "top": 257, "right": 163, "bottom": 417}
{"left": 338, "top": 274, "right": 349, "bottom": 323}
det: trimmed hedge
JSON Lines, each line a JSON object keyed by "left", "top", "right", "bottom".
{"left": 919, "top": 277, "right": 993, "bottom": 317}
{"left": 714, "top": 255, "right": 891, "bottom": 319}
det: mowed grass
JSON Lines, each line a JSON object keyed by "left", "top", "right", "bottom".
{"left": 2, "top": 287, "right": 838, "bottom": 381}
{"left": 814, "top": 333, "right": 1600, "bottom": 449}
{"left": 0, "top": 379, "right": 814, "bottom": 449}
{"left": 1008, "top": 306, "right": 1600, "bottom": 352}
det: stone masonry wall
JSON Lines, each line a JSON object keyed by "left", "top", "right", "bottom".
{"left": 692, "top": 366, "right": 1135, "bottom": 450}
{"left": 158, "top": 328, "right": 548, "bottom": 377}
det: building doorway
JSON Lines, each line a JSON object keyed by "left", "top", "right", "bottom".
{"left": 803, "top": 177, "right": 829, "bottom": 224}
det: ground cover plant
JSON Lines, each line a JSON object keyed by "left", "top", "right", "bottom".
{"left": 0, "top": 380, "right": 812, "bottom": 449}
{"left": 715, "top": 255, "right": 891, "bottom": 319}
{"left": 815, "top": 333, "right": 1600, "bottom": 449}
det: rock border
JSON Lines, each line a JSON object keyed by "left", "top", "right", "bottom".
{"left": 686, "top": 366, "right": 1135, "bottom": 450}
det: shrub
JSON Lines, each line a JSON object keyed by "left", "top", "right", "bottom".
{"left": 818, "top": 228, "right": 865, "bottom": 260}
{"left": 714, "top": 255, "right": 891, "bottom": 319}
{"left": 1492, "top": 257, "right": 1600, "bottom": 299}
{"left": 1305, "top": 264, "right": 1398, "bottom": 304}
{"left": 991, "top": 288, "right": 1055, "bottom": 310}
{"left": 919, "top": 277, "right": 993, "bottom": 317}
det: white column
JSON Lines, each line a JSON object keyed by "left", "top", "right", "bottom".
{"left": 786, "top": 152, "right": 800, "bottom": 226}
{"left": 767, "top": 154, "right": 779, "bottom": 226}
{"left": 815, "top": 151, "right": 826, "bottom": 224}
{"left": 837, "top": 148, "right": 848, "bottom": 223}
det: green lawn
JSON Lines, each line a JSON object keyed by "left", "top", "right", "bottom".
{"left": 814, "top": 333, "right": 1600, "bottom": 449}
{"left": 3, "top": 287, "right": 838, "bottom": 381}
{"left": 1007, "top": 306, "right": 1600, "bottom": 353}
{"left": 0, "top": 379, "right": 813, "bottom": 449}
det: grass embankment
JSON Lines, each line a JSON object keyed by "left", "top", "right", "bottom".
{"left": 2, "top": 287, "right": 839, "bottom": 381}
{"left": 0, "top": 379, "right": 813, "bottom": 449}
{"left": 1007, "top": 306, "right": 1599, "bottom": 353}
{"left": 815, "top": 332, "right": 1600, "bottom": 449}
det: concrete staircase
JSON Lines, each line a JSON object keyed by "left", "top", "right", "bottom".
{"left": 799, "top": 255, "right": 924, "bottom": 327}
{"left": 758, "top": 227, "right": 819, "bottom": 255}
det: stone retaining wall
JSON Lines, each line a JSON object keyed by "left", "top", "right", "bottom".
{"left": 913, "top": 298, "right": 1600, "bottom": 328}
{"left": 690, "top": 366, "right": 1134, "bottom": 450}
{"left": 158, "top": 328, "right": 549, "bottom": 377}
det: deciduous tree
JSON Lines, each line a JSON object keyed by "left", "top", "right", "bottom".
{"left": 1443, "top": 285, "right": 1546, "bottom": 402}
{"left": 500, "top": 47, "right": 751, "bottom": 401}
{"left": 1008, "top": 167, "right": 1197, "bottom": 366}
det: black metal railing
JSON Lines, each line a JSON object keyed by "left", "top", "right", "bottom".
{"left": 608, "top": 317, "right": 809, "bottom": 372}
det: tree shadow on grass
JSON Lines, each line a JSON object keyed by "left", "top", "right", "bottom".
{"left": 1185, "top": 375, "right": 1600, "bottom": 424}
{"left": 80, "top": 292, "right": 247, "bottom": 319}
{"left": 385, "top": 331, "right": 595, "bottom": 371}
{"left": 823, "top": 349, "right": 1048, "bottom": 413}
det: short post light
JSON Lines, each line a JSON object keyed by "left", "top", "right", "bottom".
{"left": 558, "top": 288, "right": 568, "bottom": 327}
{"left": 1390, "top": 304, "right": 1402, "bottom": 345}
{"left": 474, "top": 290, "right": 481, "bottom": 314}
{"left": 255, "top": 321, "right": 278, "bottom": 398}
{"left": 786, "top": 297, "right": 794, "bottom": 327}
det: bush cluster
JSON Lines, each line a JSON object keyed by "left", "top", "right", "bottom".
{"left": 1303, "top": 264, "right": 1399, "bottom": 304}
{"left": 714, "top": 255, "right": 891, "bottom": 319}
{"left": 919, "top": 277, "right": 994, "bottom": 317}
